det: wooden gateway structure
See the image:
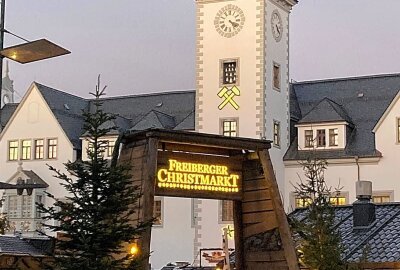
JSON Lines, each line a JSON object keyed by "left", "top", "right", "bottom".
{"left": 120, "top": 129, "right": 299, "bottom": 270}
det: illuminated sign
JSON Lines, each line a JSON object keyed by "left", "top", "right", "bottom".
{"left": 217, "top": 85, "right": 240, "bottom": 110}
{"left": 157, "top": 159, "right": 240, "bottom": 193}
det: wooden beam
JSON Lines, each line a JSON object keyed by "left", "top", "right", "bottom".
{"left": 258, "top": 149, "right": 300, "bottom": 270}
{"left": 234, "top": 200, "right": 244, "bottom": 270}
{"left": 140, "top": 138, "right": 158, "bottom": 270}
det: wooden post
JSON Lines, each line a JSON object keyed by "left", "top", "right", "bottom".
{"left": 257, "top": 149, "right": 300, "bottom": 270}
{"left": 233, "top": 200, "right": 244, "bottom": 270}
{"left": 140, "top": 138, "right": 158, "bottom": 270}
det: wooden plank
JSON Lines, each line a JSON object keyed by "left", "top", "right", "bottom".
{"left": 159, "top": 142, "right": 242, "bottom": 157}
{"left": 246, "top": 251, "right": 286, "bottom": 262}
{"left": 233, "top": 200, "right": 244, "bottom": 270}
{"left": 242, "top": 189, "right": 271, "bottom": 202}
{"left": 243, "top": 211, "right": 276, "bottom": 224}
{"left": 258, "top": 150, "right": 300, "bottom": 270}
{"left": 243, "top": 218, "right": 278, "bottom": 237}
{"left": 243, "top": 179, "right": 269, "bottom": 191}
{"left": 242, "top": 200, "right": 273, "bottom": 213}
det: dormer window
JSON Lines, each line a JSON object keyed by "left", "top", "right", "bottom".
{"left": 304, "top": 130, "right": 313, "bottom": 148}
{"left": 329, "top": 129, "right": 339, "bottom": 146}
{"left": 317, "top": 129, "right": 326, "bottom": 147}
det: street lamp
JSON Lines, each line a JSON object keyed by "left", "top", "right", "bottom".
{"left": 0, "top": 0, "right": 70, "bottom": 106}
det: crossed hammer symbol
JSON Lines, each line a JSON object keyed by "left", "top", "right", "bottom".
{"left": 217, "top": 86, "right": 240, "bottom": 110}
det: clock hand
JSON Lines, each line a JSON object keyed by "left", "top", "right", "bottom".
{"left": 229, "top": 20, "right": 239, "bottom": 28}
{"left": 276, "top": 25, "right": 280, "bottom": 34}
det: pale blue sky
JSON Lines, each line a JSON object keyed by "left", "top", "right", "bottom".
{"left": 5, "top": 0, "right": 400, "bottom": 99}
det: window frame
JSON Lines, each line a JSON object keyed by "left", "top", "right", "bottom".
{"left": 21, "top": 139, "right": 32, "bottom": 160}
{"left": 47, "top": 138, "right": 58, "bottom": 159}
{"left": 8, "top": 140, "right": 19, "bottom": 161}
{"left": 304, "top": 130, "right": 313, "bottom": 148}
{"left": 220, "top": 58, "right": 240, "bottom": 87}
{"left": 329, "top": 128, "right": 339, "bottom": 147}
{"left": 153, "top": 197, "right": 163, "bottom": 227}
{"left": 273, "top": 120, "right": 281, "bottom": 148}
{"left": 219, "top": 200, "right": 234, "bottom": 224}
{"left": 107, "top": 140, "right": 116, "bottom": 157}
{"left": 34, "top": 139, "right": 45, "bottom": 160}
{"left": 372, "top": 190, "right": 394, "bottom": 203}
{"left": 273, "top": 61, "right": 281, "bottom": 91}
{"left": 316, "top": 129, "right": 326, "bottom": 147}
{"left": 220, "top": 118, "right": 239, "bottom": 137}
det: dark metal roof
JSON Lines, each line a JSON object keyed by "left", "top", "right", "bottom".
{"left": 0, "top": 236, "right": 53, "bottom": 257}
{"left": 1, "top": 83, "right": 195, "bottom": 149}
{"left": 286, "top": 73, "right": 400, "bottom": 160}
{"left": 290, "top": 203, "right": 400, "bottom": 263}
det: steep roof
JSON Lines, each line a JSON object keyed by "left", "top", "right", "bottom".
{"left": 287, "top": 73, "right": 400, "bottom": 160}
{"left": 0, "top": 103, "right": 18, "bottom": 131}
{"left": 298, "top": 97, "right": 353, "bottom": 125}
{"left": 2, "top": 83, "right": 196, "bottom": 149}
{"left": 290, "top": 203, "right": 400, "bottom": 263}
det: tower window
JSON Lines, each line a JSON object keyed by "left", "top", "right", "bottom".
{"left": 221, "top": 59, "right": 238, "bottom": 85}
{"left": 273, "top": 121, "right": 280, "bottom": 147}
{"left": 221, "top": 119, "right": 238, "bottom": 137}
{"left": 273, "top": 62, "right": 281, "bottom": 90}
{"left": 317, "top": 130, "right": 326, "bottom": 147}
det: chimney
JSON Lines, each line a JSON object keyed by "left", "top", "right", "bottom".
{"left": 353, "top": 181, "right": 375, "bottom": 228}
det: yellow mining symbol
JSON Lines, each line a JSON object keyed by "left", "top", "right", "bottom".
{"left": 217, "top": 86, "right": 240, "bottom": 110}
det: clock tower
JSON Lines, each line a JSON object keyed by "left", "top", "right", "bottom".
{"left": 194, "top": 0, "right": 297, "bottom": 260}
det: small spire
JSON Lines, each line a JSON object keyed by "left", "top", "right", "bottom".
{"left": 17, "top": 161, "right": 23, "bottom": 172}
{"left": 5, "top": 60, "right": 9, "bottom": 77}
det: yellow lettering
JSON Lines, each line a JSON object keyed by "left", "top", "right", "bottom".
{"left": 157, "top": 169, "right": 168, "bottom": 182}
{"left": 200, "top": 175, "right": 210, "bottom": 185}
{"left": 217, "top": 176, "right": 224, "bottom": 186}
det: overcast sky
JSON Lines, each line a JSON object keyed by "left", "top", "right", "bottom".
{"left": 5, "top": 0, "right": 400, "bottom": 100}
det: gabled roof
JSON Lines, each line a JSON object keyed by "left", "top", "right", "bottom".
{"left": 290, "top": 203, "right": 400, "bottom": 263}
{"left": 174, "top": 110, "right": 195, "bottom": 130}
{"left": 130, "top": 110, "right": 176, "bottom": 131}
{"left": 287, "top": 73, "right": 400, "bottom": 160}
{"left": 298, "top": 97, "right": 353, "bottom": 125}
{"left": 36, "top": 83, "right": 88, "bottom": 149}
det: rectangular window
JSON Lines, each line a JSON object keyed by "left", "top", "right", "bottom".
{"left": 221, "top": 200, "right": 234, "bottom": 222}
{"left": 8, "top": 140, "right": 19, "bottom": 161}
{"left": 304, "top": 130, "right": 313, "bottom": 148}
{"left": 8, "top": 195, "right": 18, "bottom": 218}
{"left": 273, "top": 121, "right": 280, "bottom": 147}
{"left": 329, "top": 196, "right": 346, "bottom": 206}
{"left": 329, "top": 129, "right": 339, "bottom": 146}
{"left": 35, "top": 195, "right": 43, "bottom": 218}
{"left": 107, "top": 141, "right": 115, "bottom": 157}
{"left": 273, "top": 62, "right": 281, "bottom": 90}
{"left": 21, "top": 195, "right": 32, "bottom": 218}
{"left": 21, "top": 140, "right": 32, "bottom": 160}
{"left": 222, "top": 119, "right": 238, "bottom": 137}
{"left": 295, "top": 197, "right": 312, "bottom": 209}
{"left": 317, "top": 129, "right": 326, "bottom": 147}
{"left": 153, "top": 199, "right": 162, "bottom": 226}
{"left": 372, "top": 195, "right": 391, "bottom": 203}
{"left": 221, "top": 60, "right": 238, "bottom": 85}
{"left": 48, "top": 139, "right": 58, "bottom": 159}
{"left": 34, "top": 139, "right": 44, "bottom": 159}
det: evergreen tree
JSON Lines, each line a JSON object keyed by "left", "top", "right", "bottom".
{"left": 38, "top": 77, "right": 150, "bottom": 270}
{"left": 291, "top": 154, "right": 345, "bottom": 270}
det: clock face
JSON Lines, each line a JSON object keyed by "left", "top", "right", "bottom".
{"left": 271, "top": 10, "right": 283, "bottom": 42}
{"left": 214, "top": 5, "right": 245, "bottom": 38}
